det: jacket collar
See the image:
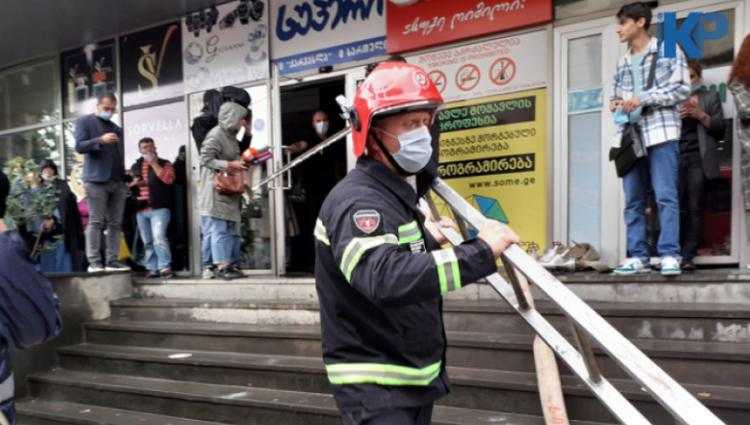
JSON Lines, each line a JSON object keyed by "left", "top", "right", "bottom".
{"left": 625, "top": 36, "right": 659, "bottom": 64}
{"left": 356, "top": 156, "right": 417, "bottom": 208}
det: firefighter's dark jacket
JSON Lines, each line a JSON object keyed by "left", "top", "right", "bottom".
{"left": 314, "top": 157, "right": 497, "bottom": 409}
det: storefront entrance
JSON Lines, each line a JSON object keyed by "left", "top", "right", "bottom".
{"left": 554, "top": 0, "right": 746, "bottom": 266}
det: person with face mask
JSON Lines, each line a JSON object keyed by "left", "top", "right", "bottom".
{"left": 129, "top": 138, "right": 176, "bottom": 279}
{"left": 199, "top": 101, "right": 251, "bottom": 280}
{"left": 74, "top": 92, "right": 130, "bottom": 273}
{"left": 677, "top": 61, "right": 725, "bottom": 271}
{"left": 313, "top": 62, "right": 519, "bottom": 424}
{"left": 36, "top": 160, "right": 86, "bottom": 273}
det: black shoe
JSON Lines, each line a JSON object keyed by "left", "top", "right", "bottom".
{"left": 217, "top": 266, "right": 244, "bottom": 281}
{"left": 682, "top": 260, "right": 696, "bottom": 272}
{"left": 105, "top": 260, "right": 131, "bottom": 271}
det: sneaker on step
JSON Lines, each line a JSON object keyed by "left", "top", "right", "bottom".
{"left": 87, "top": 263, "right": 105, "bottom": 273}
{"left": 216, "top": 266, "right": 244, "bottom": 281}
{"left": 660, "top": 256, "right": 682, "bottom": 276}
{"left": 105, "top": 260, "right": 131, "bottom": 271}
{"left": 202, "top": 267, "right": 215, "bottom": 279}
{"left": 612, "top": 258, "right": 650, "bottom": 276}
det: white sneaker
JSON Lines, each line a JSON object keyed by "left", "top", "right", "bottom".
{"left": 87, "top": 264, "right": 105, "bottom": 273}
{"left": 660, "top": 256, "right": 682, "bottom": 276}
{"left": 202, "top": 268, "right": 215, "bottom": 279}
{"left": 612, "top": 258, "right": 650, "bottom": 275}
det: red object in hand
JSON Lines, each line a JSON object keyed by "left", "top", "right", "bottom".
{"left": 242, "top": 147, "right": 272, "bottom": 165}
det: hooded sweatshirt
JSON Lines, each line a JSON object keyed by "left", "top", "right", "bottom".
{"left": 198, "top": 102, "right": 248, "bottom": 223}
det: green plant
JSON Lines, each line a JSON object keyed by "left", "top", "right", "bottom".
{"left": 2, "top": 157, "right": 61, "bottom": 257}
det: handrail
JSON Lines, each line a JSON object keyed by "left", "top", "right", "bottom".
{"left": 429, "top": 177, "right": 726, "bottom": 425}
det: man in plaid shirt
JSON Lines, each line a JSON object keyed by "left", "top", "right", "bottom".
{"left": 609, "top": 2, "right": 690, "bottom": 276}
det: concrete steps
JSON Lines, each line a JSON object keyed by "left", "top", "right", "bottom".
{"left": 112, "top": 297, "right": 750, "bottom": 343}
{"left": 24, "top": 369, "right": 609, "bottom": 425}
{"left": 16, "top": 399, "right": 226, "bottom": 425}
{"left": 55, "top": 343, "right": 750, "bottom": 424}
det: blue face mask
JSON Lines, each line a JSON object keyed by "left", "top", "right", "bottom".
{"left": 613, "top": 108, "right": 629, "bottom": 125}
{"left": 98, "top": 111, "right": 113, "bottom": 121}
{"left": 379, "top": 126, "right": 433, "bottom": 174}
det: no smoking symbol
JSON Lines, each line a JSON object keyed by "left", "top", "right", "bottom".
{"left": 428, "top": 70, "right": 447, "bottom": 93}
{"left": 455, "top": 64, "right": 480, "bottom": 92}
{"left": 490, "top": 57, "right": 516, "bottom": 86}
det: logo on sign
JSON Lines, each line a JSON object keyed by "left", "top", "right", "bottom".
{"left": 429, "top": 70, "right": 447, "bottom": 93}
{"left": 137, "top": 25, "right": 179, "bottom": 90}
{"left": 660, "top": 11, "right": 728, "bottom": 59}
{"left": 275, "top": 0, "right": 384, "bottom": 41}
{"left": 489, "top": 57, "right": 515, "bottom": 86}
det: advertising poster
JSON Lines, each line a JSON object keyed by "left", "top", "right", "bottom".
{"left": 387, "top": 0, "right": 552, "bottom": 53}
{"left": 61, "top": 40, "right": 117, "bottom": 118}
{"left": 271, "top": 0, "right": 386, "bottom": 75}
{"left": 182, "top": 0, "right": 269, "bottom": 93}
{"left": 123, "top": 101, "right": 188, "bottom": 168}
{"left": 407, "top": 30, "right": 547, "bottom": 103}
{"left": 435, "top": 88, "right": 547, "bottom": 253}
{"left": 121, "top": 22, "right": 184, "bottom": 107}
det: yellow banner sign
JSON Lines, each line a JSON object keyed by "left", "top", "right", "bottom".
{"left": 435, "top": 88, "right": 547, "bottom": 253}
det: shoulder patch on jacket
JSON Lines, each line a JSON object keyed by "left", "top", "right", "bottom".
{"left": 352, "top": 209, "right": 381, "bottom": 234}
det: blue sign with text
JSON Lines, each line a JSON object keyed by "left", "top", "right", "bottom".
{"left": 660, "top": 11, "right": 728, "bottom": 59}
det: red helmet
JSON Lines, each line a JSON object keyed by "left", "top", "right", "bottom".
{"left": 351, "top": 62, "right": 443, "bottom": 157}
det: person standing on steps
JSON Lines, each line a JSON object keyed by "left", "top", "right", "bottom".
{"left": 74, "top": 92, "right": 130, "bottom": 273}
{"left": 314, "top": 61, "right": 519, "bottom": 425}
{"left": 609, "top": 2, "right": 690, "bottom": 276}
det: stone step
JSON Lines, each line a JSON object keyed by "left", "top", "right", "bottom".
{"left": 16, "top": 399, "right": 227, "bottom": 425}
{"left": 111, "top": 297, "right": 750, "bottom": 343}
{"left": 26, "top": 369, "right": 610, "bottom": 425}
{"left": 83, "top": 320, "right": 750, "bottom": 387}
{"left": 132, "top": 270, "right": 750, "bottom": 303}
{"left": 57, "top": 343, "right": 750, "bottom": 424}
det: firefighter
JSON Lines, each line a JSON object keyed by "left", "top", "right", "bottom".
{"left": 314, "top": 61, "right": 519, "bottom": 424}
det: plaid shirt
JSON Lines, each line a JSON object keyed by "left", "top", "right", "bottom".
{"left": 611, "top": 37, "right": 690, "bottom": 148}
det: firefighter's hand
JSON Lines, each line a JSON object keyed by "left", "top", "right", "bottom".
{"left": 424, "top": 217, "right": 458, "bottom": 245}
{"left": 478, "top": 220, "right": 520, "bottom": 258}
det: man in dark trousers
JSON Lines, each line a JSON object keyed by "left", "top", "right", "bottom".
{"left": 74, "top": 93, "right": 130, "bottom": 272}
{"left": 314, "top": 62, "right": 519, "bottom": 424}
{"left": 678, "top": 60, "right": 725, "bottom": 270}
{"left": 0, "top": 170, "right": 62, "bottom": 424}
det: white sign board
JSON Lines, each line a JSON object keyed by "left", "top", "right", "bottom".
{"left": 123, "top": 101, "right": 188, "bottom": 168}
{"left": 407, "top": 30, "right": 548, "bottom": 102}
{"left": 271, "top": 0, "right": 386, "bottom": 75}
{"left": 182, "top": 0, "right": 270, "bottom": 93}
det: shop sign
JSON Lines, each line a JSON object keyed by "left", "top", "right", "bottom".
{"left": 182, "top": 0, "right": 270, "bottom": 93}
{"left": 271, "top": 0, "right": 386, "bottom": 75}
{"left": 407, "top": 30, "right": 547, "bottom": 102}
{"left": 123, "top": 101, "right": 188, "bottom": 168}
{"left": 61, "top": 39, "right": 117, "bottom": 119}
{"left": 387, "top": 0, "right": 552, "bottom": 54}
{"left": 434, "top": 88, "right": 548, "bottom": 253}
{"left": 121, "top": 22, "right": 183, "bottom": 107}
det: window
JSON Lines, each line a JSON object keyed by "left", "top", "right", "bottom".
{"left": 0, "top": 125, "right": 61, "bottom": 166}
{"left": 0, "top": 60, "right": 60, "bottom": 131}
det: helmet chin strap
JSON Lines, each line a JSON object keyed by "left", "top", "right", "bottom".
{"left": 371, "top": 131, "right": 413, "bottom": 177}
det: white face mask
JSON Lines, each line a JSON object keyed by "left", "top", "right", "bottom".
{"left": 378, "top": 125, "right": 433, "bottom": 174}
{"left": 314, "top": 121, "right": 329, "bottom": 136}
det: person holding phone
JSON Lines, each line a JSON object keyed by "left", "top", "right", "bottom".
{"left": 74, "top": 93, "right": 130, "bottom": 272}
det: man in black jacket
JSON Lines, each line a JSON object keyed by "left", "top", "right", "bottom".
{"left": 315, "top": 62, "right": 518, "bottom": 424}
{"left": 74, "top": 92, "right": 129, "bottom": 272}
{"left": 678, "top": 61, "right": 726, "bottom": 270}
{"left": 129, "top": 138, "right": 176, "bottom": 279}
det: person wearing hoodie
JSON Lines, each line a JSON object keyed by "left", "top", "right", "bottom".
{"left": 199, "top": 101, "right": 251, "bottom": 280}
{"left": 191, "top": 89, "right": 223, "bottom": 153}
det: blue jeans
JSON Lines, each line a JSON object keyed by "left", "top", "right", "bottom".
{"left": 622, "top": 140, "right": 680, "bottom": 263}
{"left": 136, "top": 208, "right": 172, "bottom": 272}
{"left": 201, "top": 216, "right": 240, "bottom": 265}
{"left": 39, "top": 241, "right": 72, "bottom": 273}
